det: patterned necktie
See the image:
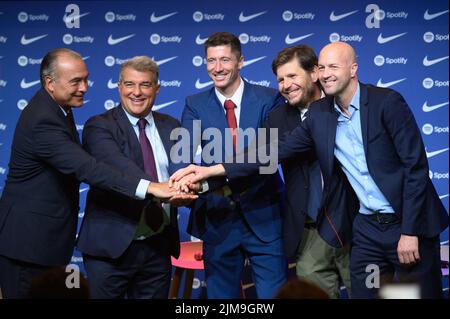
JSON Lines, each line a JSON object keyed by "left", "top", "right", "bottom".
{"left": 137, "top": 118, "right": 163, "bottom": 232}
{"left": 224, "top": 99, "right": 238, "bottom": 151}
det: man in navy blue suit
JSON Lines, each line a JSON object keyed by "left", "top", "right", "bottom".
{"left": 267, "top": 45, "right": 351, "bottom": 298}
{"left": 171, "top": 42, "right": 448, "bottom": 298}
{"left": 0, "top": 49, "right": 192, "bottom": 299}
{"left": 76, "top": 56, "right": 194, "bottom": 298}
{"left": 172, "top": 32, "right": 287, "bottom": 298}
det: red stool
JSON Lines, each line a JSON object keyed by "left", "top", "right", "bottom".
{"left": 169, "top": 241, "right": 204, "bottom": 299}
{"left": 169, "top": 241, "right": 246, "bottom": 299}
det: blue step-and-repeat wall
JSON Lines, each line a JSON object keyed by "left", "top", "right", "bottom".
{"left": 0, "top": 0, "right": 448, "bottom": 298}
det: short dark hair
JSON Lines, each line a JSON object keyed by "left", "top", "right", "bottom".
{"left": 40, "top": 48, "right": 82, "bottom": 86}
{"left": 272, "top": 45, "right": 317, "bottom": 75}
{"left": 204, "top": 32, "right": 241, "bottom": 59}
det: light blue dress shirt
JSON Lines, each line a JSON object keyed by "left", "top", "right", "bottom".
{"left": 333, "top": 84, "right": 394, "bottom": 215}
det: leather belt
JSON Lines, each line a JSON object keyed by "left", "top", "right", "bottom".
{"left": 366, "top": 212, "right": 398, "bottom": 224}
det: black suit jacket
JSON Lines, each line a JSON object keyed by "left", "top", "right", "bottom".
{"left": 0, "top": 88, "right": 140, "bottom": 266}
{"left": 225, "top": 83, "right": 448, "bottom": 246}
{"left": 76, "top": 106, "right": 180, "bottom": 259}
{"left": 266, "top": 104, "right": 319, "bottom": 258}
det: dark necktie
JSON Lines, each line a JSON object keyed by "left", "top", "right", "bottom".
{"left": 66, "top": 109, "right": 79, "bottom": 142}
{"left": 137, "top": 118, "right": 163, "bottom": 232}
{"left": 224, "top": 99, "right": 238, "bottom": 151}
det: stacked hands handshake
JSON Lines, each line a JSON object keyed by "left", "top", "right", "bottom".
{"left": 147, "top": 164, "right": 222, "bottom": 207}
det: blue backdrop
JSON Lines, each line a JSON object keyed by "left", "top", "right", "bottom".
{"left": 0, "top": 0, "right": 448, "bottom": 298}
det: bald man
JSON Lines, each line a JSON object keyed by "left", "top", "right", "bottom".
{"left": 171, "top": 42, "right": 448, "bottom": 298}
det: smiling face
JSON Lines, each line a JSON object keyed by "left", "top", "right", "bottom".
{"left": 45, "top": 53, "right": 89, "bottom": 109}
{"left": 118, "top": 67, "right": 160, "bottom": 118}
{"left": 276, "top": 58, "right": 318, "bottom": 108}
{"left": 318, "top": 42, "right": 358, "bottom": 100}
{"left": 206, "top": 45, "right": 243, "bottom": 97}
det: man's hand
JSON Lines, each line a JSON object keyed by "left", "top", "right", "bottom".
{"left": 397, "top": 234, "right": 420, "bottom": 264}
{"left": 168, "top": 193, "right": 198, "bottom": 207}
{"left": 171, "top": 173, "right": 203, "bottom": 193}
{"left": 169, "top": 164, "right": 226, "bottom": 186}
{"left": 147, "top": 181, "right": 197, "bottom": 201}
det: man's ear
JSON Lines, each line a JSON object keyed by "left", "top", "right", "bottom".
{"left": 44, "top": 76, "right": 54, "bottom": 92}
{"left": 350, "top": 63, "right": 358, "bottom": 78}
{"left": 310, "top": 65, "right": 319, "bottom": 83}
{"left": 238, "top": 55, "right": 244, "bottom": 70}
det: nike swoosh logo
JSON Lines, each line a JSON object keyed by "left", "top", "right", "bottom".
{"left": 376, "top": 78, "right": 406, "bottom": 88}
{"left": 153, "top": 56, "right": 177, "bottom": 66}
{"left": 424, "top": 9, "right": 449, "bottom": 20}
{"left": 196, "top": 34, "right": 208, "bottom": 45}
{"left": 426, "top": 147, "right": 448, "bottom": 158}
{"left": 195, "top": 79, "right": 213, "bottom": 89}
{"left": 239, "top": 11, "right": 267, "bottom": 22}
{"left": 243, "top": 56, "right": 266, "bottom": 67}
{"left": 422, "top": 101, "right": 448, "bottom": 112}
{"left": 439, "top": 194, "right": 449, "bottom": 200}
{"left": 79, "top": 187, "right": 89, "bottom": 193}
{"left": 285, "top": 33, "right": 314, "bottom": 44}
{"left": 63, "top": 12, "right": 90, "bottom": 24}
{"left": 107, "top": 34, "right": 135, "bottom": 45}
{"left": 150, "top": 11, "right": 177, "bottom": 23}
{"left": 20, "top": 34, "right": 48, "bottom": 45}
{"left": 153, "top": 100, "right": 177, "bottom": 111}
{"left": 423, "top": 55, "right": 449, "bottom": 66}
{"left": 329, "top": 10, "right": 358, "bottom": 22}
{"left": 20, "top": 79, "right": 40, "bottom": 89}
{"left": 377, "top": 32, "right": 407, "bottom": 44}
{"left": 107, "top": 79, "right": 118, "bottom": 89}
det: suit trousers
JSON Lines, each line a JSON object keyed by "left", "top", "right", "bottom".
{"left": 203, "top": 208, "right": 287, "bottom": 299}
{"left": 0, "top": 254, "right": 49, "bottom": 298}
{"left": 350, "top": 213, "right": 443, "bottom": 299}
{"left": 296, "top": 225, "right": 351, "bottom": 298}
{"left": 83, "top": 230, "right": 172, "bottom": 299}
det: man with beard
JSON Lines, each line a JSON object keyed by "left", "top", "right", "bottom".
{"left": 267, "top": 45, "right": 351, "bottom": 298}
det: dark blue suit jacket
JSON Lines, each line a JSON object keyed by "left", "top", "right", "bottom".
{"left": 0, "top": 89, "right": 140, "bottom": 266}
{"left": 225, "top": 83, "right": 448, "bottom": 246}
{"left": 174, "top": 81, "right": 285, "bottom": 244}
{"left": 76, "top": 106, "right": 180, "bottom": 259}
{"left": 265, "top": 103, "right": 348, "bottom": 258}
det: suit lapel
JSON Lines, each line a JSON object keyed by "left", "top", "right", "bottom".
{"left": 204, "top": 90, "right": 230, "bottom": 157}
{"left": 285, "top": 105, "right": 300, "bottom": 132}
{"left": 359, "top": 83, "right": 370, "bottom": 156}
{"left": 205, "top": 90, "right": 228, "bottom": 133}
{"left": 239, "top": 82, "right": 258, "bottom": 133}
{"left": 326, "top": 100, "right": 338, "bottom": 176}
{"left": 40, "top": 88, "right": 81, "bottom": 144}
{"left": 285, "top": 105, "right": 309, "bottom": 181}
{"left": 114, "top": 106, "right": 144, "bottom": 168}
{"left": 153, "top": 112, "right": 173, "bottom": 156}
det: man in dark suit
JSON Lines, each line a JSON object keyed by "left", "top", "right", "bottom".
{"left": 172, "top": 32, "right": 287, "bottom": 298}
{"left": 77, "top": 56, "right": 189, "bottom": 298}
{"left": 267, "top": 45, "right": 351, "bottom": 298}
{"left": 0, "top": 49, "right": 192, "bottom": 298}
{"left": 171, "top": 42, "right": 448, "bottom": 298}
